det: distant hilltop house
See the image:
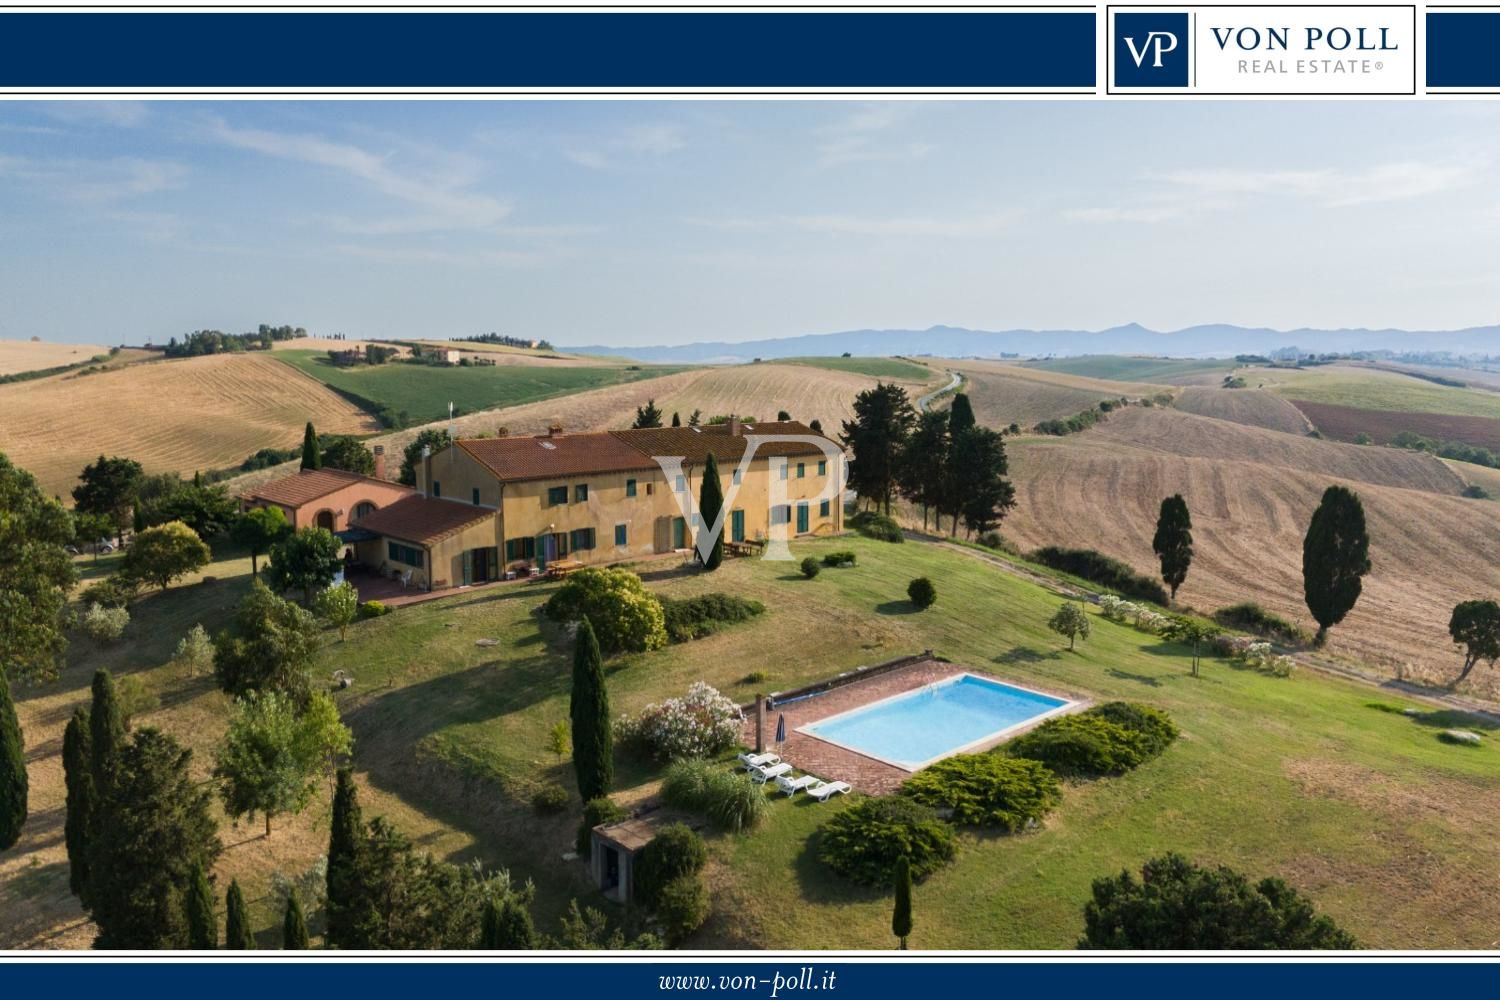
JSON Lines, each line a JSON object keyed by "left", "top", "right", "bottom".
{"left": 248, "top": 420, "right": 842, "bottom": 592}
{"left": 238, "top": 447, "right": 412, "bottom": 532}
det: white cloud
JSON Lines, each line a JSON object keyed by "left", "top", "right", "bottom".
{"left": 563, "top": 122, "right": 688, "bottom": 170}
{"left": 689, "top": 209, "right": 1019, "bottom": 238}
{"left": 40, "top": 101, "right": 149, "bottom": 128}
{"left": 813, "top": 104, "right": 931, "bottom": 168}
{"left": 207, "top": 118, "right": 510, "bottom": 233}
{"left": 0, "top": 153, "right": 186, "bottom": 202}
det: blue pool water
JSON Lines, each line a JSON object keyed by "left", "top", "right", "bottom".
{"left": 800, "top": 674, "right": 1071, "bottom": 770}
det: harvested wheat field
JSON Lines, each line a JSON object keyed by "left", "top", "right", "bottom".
{"left": 0, "top": 353, "right": 377, "bottom": 497}
{"left": 0, "top": 339, "right": 110, "bottom": 376}
{"left": 221, "top": 362, "right": 936, "bottom": 496}
{"left": 1003, "top": 407, "right": 1500, "bottom": 683}
{"left": 1174, "top": 387, "right": 1313, "bottom": 435}
{"left": 1447, "top": 459, "right": 1500, "bottom": 498}
{"left": 935, "top": 358, "right": 1165, "bottom": 428}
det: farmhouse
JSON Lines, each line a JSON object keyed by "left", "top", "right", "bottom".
{"left": 341, "top": 419, "right": 843, "bottom": 591}
{"left": 238, "top": 448, "right": 413, "bottom": 532}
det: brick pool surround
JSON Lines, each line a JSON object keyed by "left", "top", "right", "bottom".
{"left": 797, "top": 672, "right": 1082, "bottom": 773}
{"left": 740, "top": 655, "right": 1092, "bottom": 794}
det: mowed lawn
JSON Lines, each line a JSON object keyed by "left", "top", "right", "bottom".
{"left": 274, "top": 350, "right": 687, "bottom": 424}
{"left": 314, "top": 534, "right": 1500, "bottom": 950}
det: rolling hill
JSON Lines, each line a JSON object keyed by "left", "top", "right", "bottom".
{"left": 1001, "top": 407, "right": 1495, "bottom": 682}
{"left": 0, "top": 339, "right": 110, "bottom": 376}
{"left": 940, "top": 359, "right": 1165, "bottom": 428}
{"left": 0, "top": 352, "right": 377, "bottom": 497}
{"left": 1173, "top": 387, "right": 1313, "bottom": 435}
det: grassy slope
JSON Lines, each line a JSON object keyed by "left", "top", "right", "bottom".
{"left": 1263, "top": 365, "right": 1500, "bottom": 420}
{"left": 1026, "top": 356, "right": 1233, "bottom": 383}
{"left": 274, "top": 350, "right": 685, "bottom": 425}
{"left": 783, "top": 357, "right": 934, "bottom": 381}
{"left": 315, "top": 534, "right": 1500, "bottom": 949}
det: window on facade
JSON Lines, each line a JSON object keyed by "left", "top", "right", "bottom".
{"left": 575, "top": 483, "right": 589, "bottom": 502}
{"left": 646, "top": 482, "right": 654, "bottom": 495}
{"left": 820, "top": 499, "right": 831, "bottom": 517}
{"left": 818, "top": 460, "right": 827, "bottom": 476}
{"left": 472, "top": 487, "right": 481, "bottom": 506}
{"left": 388, "top": 541, "right": 424, "bottom": 567}
{"left": 772, "top": 504, "right": 790, "bottom": 525}
{"left": 614, "top": 523, "right": 628, "bottom": 546}
{"left": 675, "top": 474, "right": 686, "bottom": 493}
{"left": 732, "top": 468, "right": 742, "bottom": 486}
{"left": 797, "top": 462, "right": 805, "bottom": 478}
{"left": 570, "top": 527, "right": 596, "bottom": 551}
{"left": 432, "top": 481, "right": 441, "bottom": 498}
{"left": 626, "top": 478, "right": 637, "bottom": 497}
{"left": 779, "top": 463, "right": 788, "bottom": 481}
{"left": 547, "top": 485, "right": 568, "bottom": 506}
{"left": 505, "top": 537, "right": 537, "bottom": 561}
{"left": 353, "top": 501, "right": 375, "bottom": 520}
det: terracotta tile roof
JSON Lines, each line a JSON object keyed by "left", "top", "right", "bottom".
{"left": 456, "top": 433, "right": 657, "bottom": 483}
{"left": 350, "top": 495, "right": 494, "bottom": 545}
{"left": 612, "top": 421, "right": 833, "bottom": 464}
{"left": 241, "top": 468, "right": 410, "bottom": 507}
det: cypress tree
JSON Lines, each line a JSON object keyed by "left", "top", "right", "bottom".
{"left": 671, "top": 411, "right": 682, "bottom": 427}
{"left": 1152, "top": 494, "right": 1194, "bottom": 601}
{"left": 698, "top": 451, "right": 726, "bottom": 571}
{"left": 89, "top": 669, "right": 125, "bottom": 790}
{"left": 225, "top": 879, "right": 255, "bottom": 949}
{"left": 300, "top": 422, "right": 320, "bottom": 471}
{"left": 62, "top": 706, "right": 95, "bottom": 903}
{"left": 325, "top": 767, "right": 368, "bottom": 949}
{"left": 88, "top": 729, "right": 220, "bottom": 949}
{"left": 569, "top": 618, "right": 613, "bottom": 802}
{"left": 0, "top": 671, "right": 27, "bottom": 850}
{"left": 282, "top": 894, "right": 310, "bottom": 949}
{"left": 1302, "top": 485, "right": 1372, "bottom": 645}
{"left": 947, "top": 392, "right": 976, "bottom": 436}
{"left": 495, "top": 897, "right": 537, "bottom": 949}
{"left": 185, "top": 861, "right": 217, "bottom": 949}
{"left": 892, "top": 856, "right": 913, "bottom": 950}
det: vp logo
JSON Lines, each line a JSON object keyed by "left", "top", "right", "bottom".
{"left": 1113, "top": 12, "right": 1190, "bottom": 88}
{"left": 1124, "top": 30, "right": 1178, "bottom": 68}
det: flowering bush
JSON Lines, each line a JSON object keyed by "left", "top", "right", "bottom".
{"left": 1244, "top": 641, "right": 1274, "bottom": 668}
{"left": 616, "top": 682, "right": 742, "bottom": 761}
{"left": 1269, "top": 655, "right": 1296, "bottom": 678}
{"left": 81, "top": 602, "right": 129, "bottom": 645}
{"left": 1134, "top": 610, "right": 1170, "bottom": 634}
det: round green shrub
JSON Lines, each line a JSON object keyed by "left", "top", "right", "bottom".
{"left": 818, "top": 796, "right": 956, "bottom": 887}
{"left": 821, "top": 551, "right": 857, "bottom": 568}
{"left": 576, "top": 796, "right": 626, "bottom": 858}
{"left": 544, "top": 567, "right": 668, "bottom": 655}
{"left": 1006, "top": 703, "right": 1177, "bottom": 777}
{"left": 849, "top": 511, "right": 904, "bottom": 543}
{"left": 531, "top": 782, "right": 569, "bottom": 815}
{"left": 654, "top": 873, "right": 710, "bottom": 945}
{"left": 901, "top": 754, "right": 1060, "bottom": 830}
{"left": 633, "top": 822, "right": 708, "bottom": 910}
{"left": 800, "top": 557, "right": 821, "bottom": 579}
{"left": 357, "top": 599, "right": 390, "bottom": 620}
{"left": 907, "top": 577, "right": 937, "bottom": 609}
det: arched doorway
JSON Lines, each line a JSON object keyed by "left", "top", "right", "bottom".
{"left": 316, "top": 509, "right": 336, "bottom": 531}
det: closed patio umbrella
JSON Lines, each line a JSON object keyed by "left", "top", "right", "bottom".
{"left": 775, "top": 713, "right": 786, "bottom": 745}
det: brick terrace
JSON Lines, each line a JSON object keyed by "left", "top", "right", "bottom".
{"left": 739, "top": 657, "right": 977, "bottom": 794}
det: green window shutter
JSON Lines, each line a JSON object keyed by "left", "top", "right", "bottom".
{"left": 820, "top": 499, "right": 830, "bottom": 517}
{"left": 547, "top": 485, "right": 568, "bottom": 505}
{"left": 575, "top": 484, "right": 588, "bottom": 502}
{"left": 614, "top": 524, "right": 627, "bottom": 546}
{"left": 797, "top": 463, "right": 805, "bottom": 478}
{"left": 818, "top": 460, "right": 827, "bottom": 475}
{"left": 626, "top": 479, "right": 637, "bottom": 497}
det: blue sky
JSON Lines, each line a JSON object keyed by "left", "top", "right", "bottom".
{"left": 1, "top": 100, "right": 1497, "bottom": 346}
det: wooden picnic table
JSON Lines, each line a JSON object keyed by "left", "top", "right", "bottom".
{"left": 725, "top": 540, "right": 760, "bottom": 558}
{"left": 545, "top": 558, "right": 584, "bottom": 579}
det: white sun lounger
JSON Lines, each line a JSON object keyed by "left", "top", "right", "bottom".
{"left": 750, "top": 762, "right": 793, "bottom": 784}
{"left": 807, "top": 780, "right": 852, "bottom": 801}
{"left": 775, "top": 773, "right": 821, "bottom": 797}
{"left": 738, "top": 751, "right": 781, "bottom": 770}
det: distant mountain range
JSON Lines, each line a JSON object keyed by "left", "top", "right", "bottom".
{"left": 565, "top": 323, "right": 1500, "bottom": 364}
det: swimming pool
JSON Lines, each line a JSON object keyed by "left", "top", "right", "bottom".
{"left": 798, "top": 673, "right": 1076, "bottom": 771}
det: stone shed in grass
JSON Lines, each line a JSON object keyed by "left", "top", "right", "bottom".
{"left": 590, "top": 808, "right": 694, "bottom": 904}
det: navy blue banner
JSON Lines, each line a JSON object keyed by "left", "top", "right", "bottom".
{"left": 1427, "top": 11, "right": 1500, "bottom": 88}
{"left": 0, "top": 12, "right": 1096, "bottom": 90}
{"left": 4, "top": 960, "right": 1499, "bottom": 999}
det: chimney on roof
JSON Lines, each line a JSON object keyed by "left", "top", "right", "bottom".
{"left": 421, "top": 445, "right": 432, "bottom": 497}
{"left": 728, "top": 416, "right": 741, "bottom": 436}
{"left": 372, "top": 445, "right": 386, "bottom": 480}
{"left": 547, "top": 423, "right": 564, "bottom": 438}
